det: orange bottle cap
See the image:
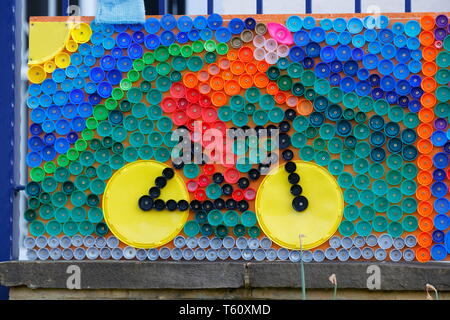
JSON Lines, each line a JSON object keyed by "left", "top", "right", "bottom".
{"left": 210, "top": 75, "right": 224, "bottom": 91}
{"left": 420, "top": 76, "right": 437, "bottom": 92}
{"left": 421, "top": 62, "right": 437, "bottom": 77}
{"left": 257, "top": 60, "right": 269, "bottom": 72}
{"left": 416, "top": 185, "right": 431, "bottom": 201}
{"left": 417, "top": 123, "right": 433, "bottom": 139}
{"left": 245, "top": 62, "right": 257, "bottom": 75}
{"left": 238, "top": 73, "right": 253, "bottom": 89}
{"left": 419, "top": 31, "right": 435, "bottom": 47}
{"left": 417, "top": 138, "right": 433, "bottom": 154}
{"left": 211, "top": 91, "right": 227, "bottom": 107}
{"left": 227, "top": 49, "right": 238, "bottom": 61}
{"left": 230, "top": 60, "right": 245, "bottom": 75}
{"left": 418, "top": 231, "right": 433, "bottom": 247}
{"left": 238, "top": 46, "right": 254, "bottom": 62}
{"left": 420, "top": 15, "right": 435, "bottom": 31}
{"left": 286, "top": 95, "right": 298, "bottom": 108}
{"left": 274, "top": 92, "right": 287, "bottom": 104}
{"left": 266, "top": 82, "right": 279, "bottom": 95}
{"left": 416, "top": 247, "right": 431, "bottom": 263}
{"left": 419, "top": 216, "right": 433, "bottom": 232}
{"left": 418, "top": 155, "right": 433, "bottom": 170}
{"left": 207, "top": 63, "right": 220, "bottom": 75}
{"left": 417, "top": 170, "right": 432, "bottom": 185}
{"left": 253, "top": 72, "right": 269, "bottom": 88}
{"left": 422, "top": 46, "right": 438, "bottom": 62}
{"left": 224, "top": 79, "right": 241, "bottom": 95}
{"left": 418, "top": 108, "right": 434, "bottom": 123}
{"left": 418, "top": 200, "right": 433, "bottom": 217}
{"left": 296, "top": 99, "right": 313, "bottom": 116}
{"left": 222, "top": 70, "right": 234, "bottom": 81}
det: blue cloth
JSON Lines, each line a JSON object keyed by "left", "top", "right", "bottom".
{"left": 95, "top": 0, "right": 145, "bottom": 24}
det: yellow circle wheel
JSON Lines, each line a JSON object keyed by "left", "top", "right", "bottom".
{"left": 102, "top": 160, "right": 189, "bottom": 248}
{"left": 256, "top": 161, "right": 344, "bottom": 250}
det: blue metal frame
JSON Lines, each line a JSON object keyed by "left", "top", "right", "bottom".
{"left": 0, "top": 0, "right": 16, "bottom": 301}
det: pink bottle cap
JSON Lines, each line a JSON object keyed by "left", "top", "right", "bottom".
{"left": 267, "top": 23, "right": 293, "bottom": 45}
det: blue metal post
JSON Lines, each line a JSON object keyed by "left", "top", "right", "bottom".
{"left": 256, "top": 0, "right": 263, "bottom": 14}
{"left": 207, "top": 0, "right": 214, "bottom": 14}
{"left": 0, "top": 0, "right": 16, "bottom": 301}
{"left": 405, "top": 0, "right": 411, "bottom": 12}
{"left": 159, "top": 0, "right": 166, "bottom": 14}
{"left": 62, "top": 0, "right": 70, "bottom": 16}
{"left": 355, "top": 0, "right": 361, "bottom": 13}
{"left": 305, "top": 0, "right": 312, "bottom": 14}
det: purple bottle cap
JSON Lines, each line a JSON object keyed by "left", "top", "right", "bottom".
{"left": 444, "top": 141, "right": 450, "bottom": 154}
{"left": 434, "top": 118, "right": 448, "bottom": 130}
{"left": 435, "top": 28, "right": 447, "bottom": 41}
{"left": 435, "top": 14, "right": 448, "bottom": 28}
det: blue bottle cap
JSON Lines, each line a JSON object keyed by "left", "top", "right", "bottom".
{"left": 177, "top": 32, "right": 188, "bottom": 43}
{"left": 433, "top": 230, "right": 445, "bottom": 243}
{"left": 294, "top": 30, "right": 310, "bottom": 46}
{"left": 343, "top": 60, "right": 358, "bottom": 76}
{"left": 333, "top": 17, "right": 347, "bottom": 32}
{"left": 368, "top": 41, "right": 381, "bottom": 54}
{"left": 26, "top": 152, "right": 42, "bottom": 167}
{"left": 362, "top": 53, "right": 378, "bottom": 69}
{"left": 352, "top": 47, "right": 364, "bottom": 60}
{"left": 347, "top": 17, "right": 363, "bottom": 34}
{"left": 381, "top": 44, "right": 396, "bottom": 59}
{"left": 393, "top": 63, "right": 410, "bottom": 80}
{"left": 30, "top": 123, "right": 42, "bottom": 136}
{"left": 357, "top": 68, "right": 369, "bottom": 80}
{"left": 310, "top": 27, "right": 325, "bottom": 42}
{"left": 406, "top": 37, "right": 420, "bottom": 51}
{"left": 315, "top": 62, "right": 330, "bottom": 78}
{"left": 431, "top": 244, "right": 447, "bottom": 261}
{"left": 329, "top": 73, "right": 341, "bottom": 86}
{"left": 215, "top": 27, "right": 231, "bottom": 42}
{"left": 433, "top": 152, "right": 449, "bottom": 169}
{"left": 374, "top": 248, "right": 387, "bottom": 261}
{"left": 330, "top": 63, "right": 344, "bottom": 79}
{"left": 200, "top": 28, "right": 213, "bottom": 41}
{"left": 54, "top": 137, "right": 70, "bottom": 154}
{"left": 326, "top": 32, "right": 339, "bottom": 45}
{"left": 161, "top": 14, "right": 176, "bottom": 30}
{"left": 188, "top": 29, "right": 200, "bottom": 41}
{"left": 229, "top": 18, "right": 245, "bottom": 34}
{"left": 244, "top": 17, "right": 256, "bottom": 30}
{"left": 132, "top": 30, "right": 145, "bottom": 44}
{"left": 405, "top": 20, "right": 420, "bottom": 37}
{"left": 107, "top": 69, "right": 122, "bottom": 85}
{"left": 160, "top": 30, "right": 175, "bottom": 46}
{"left": 303, "top": 16, "right": 316, "bottom": 29}
{"left": 431, "top": 130, "right": 447, "bottom": 147}
{"left": 286, "top": 15, "right": 303, "bottom": 32}
{"left": 30, "top": 107, "right": 46, "bottom": 124}
{"left": 207, "top": 13, "right": 223, "bottom": 30}
{"left": 178, "top": 16, "right": 193, "bottom": 32}
{"left": 128, "top": 43, "right": 143, "bottom": 59}
{"left": 364, "top": 29, "right": 377, "bottom": 42}
{"left": 144, "top": 34, "right": 160, "bottom": 50}
{"left": 193, "top": 16, "right": 207, "bottom": 30}
{"left": 338, "top": 31, "right": 352, "bottom": 45}
{"left": 44, "top": 133, "right": 56, "bottom": 145}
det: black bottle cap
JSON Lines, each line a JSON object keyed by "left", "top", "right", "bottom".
{"left": 166, "top": 199, "right": 178, "bottom": 211}
{"left": 284, "top": 108, "right": 296, "bottom": 120}
{"left": 222, "top": 184, "right": 233, "bottom": 196}
{"left": 225, "top": 199, "right": 237, "bottom": 210}
{"left": 284, "top": 161, "right": 297, "bottom": 173}
{"left": 248, "top": 168, "right": 261, "bottom": 181}
{"left": 212, "top": 172, "right": 224, "bottom": 184}
{"left": 290, "top": 184, "right": 303, "bottom": 196}
{"left": 292, "top": 196, "right": 308, "bottom": 212}
{"left": 214, "top": 198, "right": 225, "bottom": 210}
{"left": 237, "top": 177, "right": 250, "bottom": 189}
{"left": 237, "top": 200, "right": 249, "bottom": 212}
{"left": 288, "top": 172, "right": 300, "bottom": 184}
{"left": 172, "top": 159, "right": 184, "bottom": 169}
{"left": 282, "top": 149, "right": 294, "bottom": 161}
{"left": 279, "top": 121, "right": 291, "bottom": 133}
{"left": 138, "top": 195, "right": 153, "bottom": 211}
{"left": 155, "top": 176, "right": 167, "bottom": 189}
{"left": 202, "top": 200, "right": 214, "bottom": 212}
{"left": 162, "top": 167, "right": 175, "bottom": 179}
{"left": 153, "top": 199, "right": 166, "bottom": 211}
{"left": 190, "top": 200, "right": 202, "bottom": 211}
{"left": 149, "top": 186, "right": 161, "bottom": 198}
{"left": 279, "top": 133, "right": 291, "bottom": 149}
{"left": 177, "top": 200, "right": 189, "bottom": 211}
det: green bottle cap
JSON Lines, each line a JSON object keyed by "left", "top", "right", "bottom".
{"left": 30, "top": 220, "right": 45, "bottom": 236}
{"left": 154, "top": 147, "right": 170, "bottom": 162}
{"left": 46, "top": 220, "right": 62, "bottom": 236}
{"left": 339, "top": 220, "right": 355, "bottom": 237}
{"left": 88, "top": 207, "right": 103, "bottom": 223}
{"left": 63, "top": 220, "right": 78, "bottom": 236}
{"left": 248, "top": 226, "right": 261, "bottom": 238}
{"left": 39, "top": 204, "right": 54, "bottom": 220}
{"left": 44, "top": 161, "right": 56, "bottom": 174}
{"left": 216, "top": 42, "right": 229, "bottom": 55}
{"left": 55, "top": 207, "right": 70, "bottom": 223}
{"left": 79, "top": 221, "right": 95, "bottom": 236}
{"left": 184, "top": 221, "right": 200, "bottom": 237}
{"left": 30, "top": 167, "right": 45, "bottom": 182}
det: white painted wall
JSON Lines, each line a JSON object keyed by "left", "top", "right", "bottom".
{"left": 186, "top": 0, "right": 450, "bottom": 14}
